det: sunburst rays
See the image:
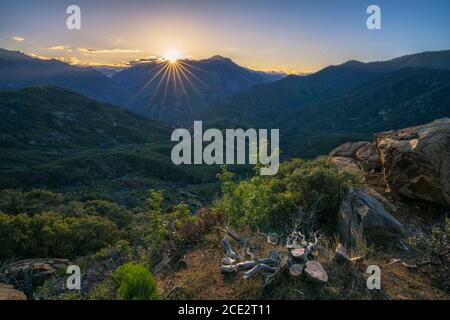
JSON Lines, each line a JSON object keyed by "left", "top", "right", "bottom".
{"left": 128, "top": 58, "right": 212, "bottom": 115}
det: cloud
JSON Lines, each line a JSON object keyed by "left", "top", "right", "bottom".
{"left": 28, "top": 53, "right": 79, "bottom": 65}
{"left": 77, "top": 48, "right": 140, "bottom": 54}
{"left": 49, "top": 45, "right": 70, "bottom": 51}
{"left": 54, "top": 56, "right": 80, "bottom": 65}
{"left": 29, "top": 53, "right": 51, "bottom": 60}
{"left": 12, "top": 36, "right": 25, "bottom": 42}
{"left": 126, "top": 56, "right": 160, "bottom": 65}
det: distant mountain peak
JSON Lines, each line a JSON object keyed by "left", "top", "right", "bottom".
{"left": 342, "top": 60, "right": 365, "bottom": 66}
{"left": 0, "top": 48, "right": 34, "bottom": 61}
{"left": 206, "top": 55, "right": 233, "bottom": 62}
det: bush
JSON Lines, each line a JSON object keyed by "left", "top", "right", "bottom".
{"left": 114, "top": 263, "right": 158, "bottom": 300}
{"left": 214, "top": 159, "right": 359, "bottom": 233}
{"left": 0, "top": 212, "right": 120, "bottom": 258}
{"left": 0, "top": 189, "right": 64, "bottom": 215}
{"left": 407, "top": 217, "right": 449, "bottom": 291}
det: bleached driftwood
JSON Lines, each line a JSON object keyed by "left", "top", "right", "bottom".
{"left": 222, "top": 236, "right": 243, "bottom": 261}
{"left": 221, "top": 257, "right": 236, "bottom": 265}
{"left": 263, "top": 255, "right": 289, "bottom": 287}
{"left": 220, "top": 236, "right": 282, "bottom": 285}
{"left": 285, "top": 232, "right": 327, "bottom": 281}
{"left": 257, "top": 230, "right": 281, "bottom": 245}
{"left": 220, "top": 228, "right": 329, "bottom": 286}
{"left": 243, "top": 264, "right": 277, "bottom": 279}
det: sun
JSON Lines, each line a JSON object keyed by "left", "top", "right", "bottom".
{"left": 164, "top": 49, "right": 181, "bottom": 63}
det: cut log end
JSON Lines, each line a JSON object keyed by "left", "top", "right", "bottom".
{"left": 290, "top": 248, "right": 305, "bottom": 258}
{"left": 289, "top": 264, "right": 304, "bottom": 276}
{"left": 305, "top": 261, "right": 328, "bottom": 283}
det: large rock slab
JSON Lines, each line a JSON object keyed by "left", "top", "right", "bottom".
{"left": 329, "top": 141, "right": 381, "bottom": 173}
{"left": 330, "top": 156, "right": 364, "bottom": 176}
{"left": 330, "top": 141, "right": 372, "bottom": 158}
{"left": 4, "top": 258, "right": 71, "bottom": 287}
{"left": 0, "top": 284, "right": 26, "bottom": 300}
{"left": 375, "top": 118, "right": 450, "bottom": 206}
{"left": 338, "top": 188, "right": 407, "bottom": 248}
{"left": 355, "top": 143, "right": 381, "bottom": 171}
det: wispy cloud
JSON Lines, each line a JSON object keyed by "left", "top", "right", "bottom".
{"left": 29, "top": 53, "right": 50, "bottom": 60}
{"left": 28, "top": 53, "right": 78, "bottom": 65}
{"left": 77, "top": 48, "right": 140, "bottom": 54}
{"left": 54, "top": 56, "right": 80, "bottom": 65}
{"left": 27, "top": 51, "right": 129, "bottom": 67}
{"left": 12, "top": 36, "right": 25, "bottom": 42}
{"left": 127, "top": 56, "right": 159, "bottom": 65}
{"left": 49, "top": 45, "right": 70, "bottom": 51}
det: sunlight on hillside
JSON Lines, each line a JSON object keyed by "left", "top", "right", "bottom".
{"left": 129, "top": 52, "right": 209, "bottom": 107}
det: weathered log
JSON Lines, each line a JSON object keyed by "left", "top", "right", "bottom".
{"left": 221, "top": 260, "right": 259, "bottom": 274}
{"left": 222, "top": 236, "right": 243, "bottom": 261}
{"left": 221, "top": 260, "right": 257, "bottom": 274}
{"left": 246, "top": 247, "right": 255, "bottom": 261}
{"left": 221, "top": 265, "right": 238, "bottom": 273}
{"left": 304, "top": 261, "right": 328, "bottom": 283}
{"left": 350, "top": 256, "right": 365, "bottom": 265}
{"left": 289, "top": 264, "right": 304, "bottom": 276}
{"left": 221, "top": 257, "right": 236, "bottom": 265}
{"left": 243, "top": 264, "right": 277, "bottom": 279}
{"left": 267, "top": 233, "right": 280, "bottom": 245}
{"left": 386, "top": 258, "right": 402, "bottom": 266}
{"left": 217, "top": 226, "right": 241, "bottom": 243}
{"left": 258, "top": 258, "right": 279, "bottom": 266}
{"left": 263, "top": 255, "right": 289, "bottom": 287}
{"left": 306, "top": 233, "right": 319, "bottom": 251}
{"left": 269, "top": 250, "right": 281, "bottom": 262}
{"left": 258, "top": 230, "right": 280, "bottom": 245}
{"left": 235, "top": 261, "right": 258, "bottom": 271}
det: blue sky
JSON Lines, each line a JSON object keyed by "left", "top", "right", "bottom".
{"left": 0, "top": 0, "right": 449, "bottom": 73}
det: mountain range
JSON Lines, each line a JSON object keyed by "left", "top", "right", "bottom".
{"left": 1, "top": 48, "right": 450, "bottom": 161}
{"left": 219, "top": 49, "right": 450, "bottom": 122}
{"left": 0, "top": 49, "right": 284, "bottom": 122}
{"left": 208, "top": 49, "right": 450, "bottom": 157}
{"left": 0, "top": 49, "right": 124, "bottom": 105}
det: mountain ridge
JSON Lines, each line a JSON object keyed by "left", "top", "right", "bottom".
{"left": 220, "top": 49, "right": 450, "bottom": 123}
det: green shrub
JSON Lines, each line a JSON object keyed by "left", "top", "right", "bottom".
{"left": 214, "top": 159, "right": 359, "bottom": 233}
{"left": 114, "top": 263, "right": 158, "bottom": 300}
{"left": 0, "top": 212, "right": 120, "bottom": 258}
{"left": 88, "top": 278, "right": 118, "bottom": 300}
{"left": 0, "top": 189, "right": 65, "bottom": 215}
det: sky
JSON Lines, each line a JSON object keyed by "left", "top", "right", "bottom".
{"left": 0, "top": 0, "right": 449, "bottom": 73}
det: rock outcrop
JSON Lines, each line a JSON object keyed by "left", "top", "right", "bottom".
{"left": 330, "top": 118, "right": 450, "bottom": 207}
{"left": 330, "top": 119, "right": 450, "bottom": 247}
{"left": 338, "top": 188, "right": 406, "bottom": 247}
{"left": 4, "top": 258, "right": 71, "bottom": 287}
{"left": 330, "top": 141, "right": 381, "bottom": 172}
{"left": 375, "top": 118, "right": 450, "bottom": 206}
{"left": 0, "top": 284, "right": 27, "bottom": 300}
{"left": 330, "top": 156, "right": 364, "bottom": 176}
